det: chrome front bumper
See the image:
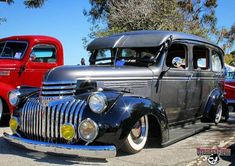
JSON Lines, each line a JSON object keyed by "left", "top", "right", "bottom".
{"left": 3, "top": 133, "right": 116, "bottom": 159}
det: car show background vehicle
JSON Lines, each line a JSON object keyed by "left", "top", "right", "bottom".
{"left": 4, "top": 30, "right": 225, "bottom": 158}
{"left": 224, "top": 64, "right": 235, "bottom": 111}
{"left": 0, "top": 36, "right": 64, "bottom": 124}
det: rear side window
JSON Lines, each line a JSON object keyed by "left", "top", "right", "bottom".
{"left": 193, "top": 46, "right": 209, "bottom": 70}
{"left": 212, "top": 50, "right": 223, "bottom": 72}
{"left": 30, "top": 44, "right": 57, "bottom": 63}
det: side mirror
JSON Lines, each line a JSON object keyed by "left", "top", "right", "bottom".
{"left": 197, "top": 58, "right": 206, "bottom": 68}
{"left": 172, "top": 57, "right": 183, "bottom": 68}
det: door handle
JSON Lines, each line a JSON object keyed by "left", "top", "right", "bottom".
{"left": 186, "top": 73, "right": 193, "bottom": 80}
{"left": 186, "top": 73, "right": 193, "bottom": 77}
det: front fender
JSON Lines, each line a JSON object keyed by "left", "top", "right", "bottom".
{"left": 81, "top": 93, "right": 169, "bottom": 149}
{"left": 203, "top": 88, "right": 223, "bottom": 121}
{"left": 0, "top": 82, "right": 15, "bottom": 114}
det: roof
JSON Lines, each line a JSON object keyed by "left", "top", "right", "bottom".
{"left": 87, "top": 30, "right": 221, "bottom": 51}
{"left": 0, "top": 35, "right": 61, "bottom": 43}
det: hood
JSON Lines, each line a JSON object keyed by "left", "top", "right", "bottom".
{"left": 44, "top": 65, "right": 154, "bottom": 82}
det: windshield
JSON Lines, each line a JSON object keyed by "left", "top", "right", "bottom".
{"left": 0, "top": 41, "right": 28, "bottom": 59}
{"left": 225, "top": 71, "right": 235, "bottom": 80}
{"left": 89, "top": 47, "right": 160, "bottom": 66}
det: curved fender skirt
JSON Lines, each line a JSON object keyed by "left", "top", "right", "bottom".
{"left": 3, "top": 132, "right": 116, "bottom": 159}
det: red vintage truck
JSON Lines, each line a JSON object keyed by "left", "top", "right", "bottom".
{"left": 0, "top": 35, "right": 64, "bottom": 124}
{"left": 224, "top": 64, "right": 235, "bottom": 111}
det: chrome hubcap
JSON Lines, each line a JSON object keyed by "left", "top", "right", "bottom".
{"left": 215, "top": 103, "right": 222, "bottom": 123}
{"left": 131, "top": 121, "right": 141, "bottom": 139}
{"left": 130, "top": 117, "right": 147, "bottom": 144}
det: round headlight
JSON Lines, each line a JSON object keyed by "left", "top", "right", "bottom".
{"left": 78, "top": 118, "right": 98, "bottom": 142}
{"left": 88, "top": 92, "right": 107, "bottom": 114}
{"left": 9, "top": 90, "right": 21, "bottom": 106}
{"left": 61, "top": 124, "right": 75, "bottom": 141}
{"left": 9, "top": 117, "right": 19, "bottom": 133}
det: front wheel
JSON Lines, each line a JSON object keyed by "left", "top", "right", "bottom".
{"left": 121, "top": 116, "right": 148, "bottom": 154}
{"left": 215, "top": 102, "right": 222, "bottom": 124}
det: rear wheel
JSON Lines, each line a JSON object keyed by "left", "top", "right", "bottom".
{"left": 215, "top": 102, "right": 222, "bottom": 124}
{"left": 121, "top": 116, "right": 148, "bottom": 154}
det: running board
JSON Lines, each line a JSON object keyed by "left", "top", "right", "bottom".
{"left": 161, "top": 123, "right": 211, "bottom": 147}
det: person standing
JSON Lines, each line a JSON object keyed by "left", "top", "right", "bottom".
{"left": 81, "top": 58, "right": 85, "bottom": 65}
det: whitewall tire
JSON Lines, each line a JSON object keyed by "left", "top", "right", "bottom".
{"left": 121, "top": 116, "right": 149, "bottom": 154}
{"left": 215, "top": 102, "right": 222, "bottom": 124}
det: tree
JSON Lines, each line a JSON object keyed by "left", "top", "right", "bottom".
{"left": 107, "top": 0, "right": 183, "bottom": 34}
{"left": 177, "top": 0, "right": 218, "bottom": 38}
{"left": 224, "top": 53, "right": 235, "bottom": 66}
{"left": 0, "top": 0, "right": 46, "bottom": 8}
{"left": 216, "top": 23, "right": 235, "bottom": 52}
{"left": 85, "top": 0, "right": 218, "bottom": 39}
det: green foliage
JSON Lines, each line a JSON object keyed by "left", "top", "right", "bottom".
{"left": 215, "top": 23, "right": 235, "bottom": 52}
{"left": 0, "top": 0, "right": 46, "bottom": 8}
{"left": 85, "top": 0, "right": 234, "bottom": 52}
{"left": 24, "top": 0, "right": 46, "bottom": 8}
{"left": 177, "top": 0, "right": 218, "bottom": 38}
{"left": 85, "top": 0, "right": 221, "bottom": 45}
{"left": 224, "top": 54, "right": 235, "bottom": 66}
{"left": 0, "top": 17, "right": 6, "bottom": 24}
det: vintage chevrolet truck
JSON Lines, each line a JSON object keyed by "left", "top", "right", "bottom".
{"left": 4, "top": 31, "right": 226, "bottom": 158}
{"left": 0, "top": 35, "right": 64, "bottom": 124}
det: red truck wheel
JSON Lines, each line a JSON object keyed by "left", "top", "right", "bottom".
{"left": 0, "top": 98, "right": 9, "bottom": 125}
{"left": 0, "top": 98, "right": 3, "bottom": 122}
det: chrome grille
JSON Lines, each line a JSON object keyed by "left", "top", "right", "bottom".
{"left": 20, "top": 97, "right": 86, "bottom": 142}
{"left": 41, "top": 81, "right": 77, "bottom": 97}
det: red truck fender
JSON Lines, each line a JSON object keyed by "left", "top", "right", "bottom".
{"left": 0, "top": 82, "right": 15, "bottom": 116}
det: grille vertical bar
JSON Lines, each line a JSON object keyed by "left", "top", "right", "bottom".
{"left": 55, "top": 103, "right": 63, "bottom": 140}
{"left": 74, "top": 101, "right": 85, "bottom": 139}
{"left": 50, "top": 105, "right": 55, "bottom": 140}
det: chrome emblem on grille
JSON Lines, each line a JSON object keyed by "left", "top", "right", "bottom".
{"left": 39, "top": 96, "right": 60, "bottom": 107}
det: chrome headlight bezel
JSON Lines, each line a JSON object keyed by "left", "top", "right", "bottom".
{"left": 88, "top": 92, "right": 108, "bottom": 114}
{"left": 9, "top": 89, "right": 21, "bottom": 106}
{"left": 78, "top": 118, "right": 99, "bottom": 143}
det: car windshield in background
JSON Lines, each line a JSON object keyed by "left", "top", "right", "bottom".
{"left": 0, "top": 41, "right": 28, "bottom": 59}
{"left": 90, "top": 47, "right": 160, "bottom": 66}
{"left": 225, "top": 71, "right": 235, "bottom": 80}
